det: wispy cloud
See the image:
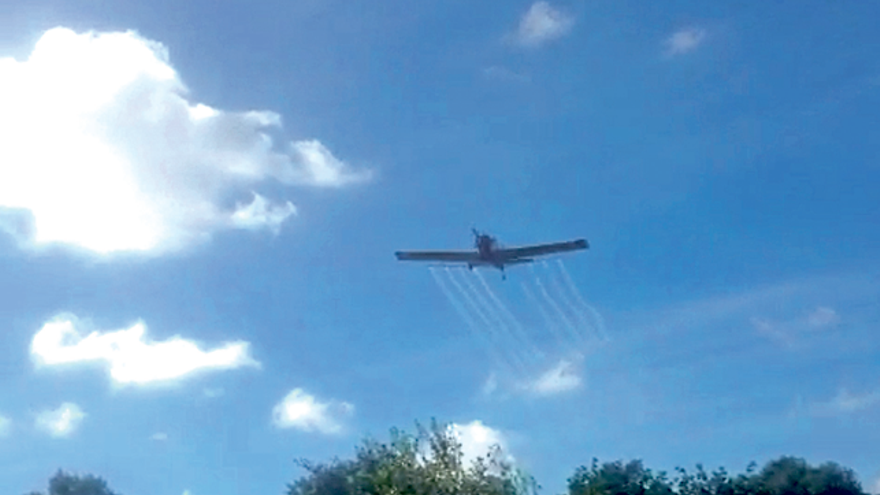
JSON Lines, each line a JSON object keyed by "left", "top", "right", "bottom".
{"left": 481, "top": 358, "right": 583, "bottom": 398}
{"left": 524, "top": 358, "right": 582, "bottom": 396}
{"left": 0, "top": 414, "right": 11, "bottom": 437}
{"left": 231, "top": 193, "right": 296, "bottom": 235}
{"left": 808, "top": 388, "right": 880, "bottom": 417}
{"left": 752, "top": 305, "right": 841, "bottom": 348}
{"left": 0, "top": 27, "right": 370, "bottom": 255}
{"left": 31, "top": 315, "right": 260, "bottom": 385}
{"left": 621, "top": 269, "right": 870, "bottom": 345}
{"left": 482, "top": 373, "right": 499, "bottom": 396}
{"left": 807, "top": 306, "right": 840, "bottom": 328}
{"left": 35, "top": 402, "right": 85, "bottom": 437}
{"left": 664, "top": 27, "right": 706, "bottom": 56}
{"left": 512, "top": 2, "right": 574, "bottom": 47}
{"left": 151, "top": 432, "right": 168, "bottom": 441}
{"left": 271, "top": 388, "right": 354, "bottom": 435}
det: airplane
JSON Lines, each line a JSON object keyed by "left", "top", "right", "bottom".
{"left": 395, "top": 229, "right": 588, "bottom": 279}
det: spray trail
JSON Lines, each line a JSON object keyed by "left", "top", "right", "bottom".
{"left": 443, "top": 267, "right": 530, "bottom": 375}
{"left": 451, "top": 267, "right": 535, "bottom": 369}
{"left": 429, "top": 267, "right": 519, "bottom": 376}
{"left": 529, "top": 264, "right": 584, "bottom": 349}
{"left": 472, "top": 269, "right": 544, "bottom": 361}
{"left": 556, "top": 259, "right": 609, "bottom": 341}
{"left": 540, "top": 261, "right": 596, "bottom": 345}
{"left": 522, "top": 281, "right": 571, "bottom": 351}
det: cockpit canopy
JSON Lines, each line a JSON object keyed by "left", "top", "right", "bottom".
{"left": 474, "top": 232, "right": 497, "bottom": 255}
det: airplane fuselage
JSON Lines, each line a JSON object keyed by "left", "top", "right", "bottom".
{"left": 395, "top": 230, "right": 587, "bottom": 280}
{"left": 469, "top": 234, "right": 532, "bottom": 275}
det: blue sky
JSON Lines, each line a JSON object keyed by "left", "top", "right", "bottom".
{"left": 1, "top": 1, "right": 879, "bottom": 494}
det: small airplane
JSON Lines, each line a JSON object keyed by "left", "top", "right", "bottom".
{"left": 395, "top": 229, "right": 588, "bottom": 279}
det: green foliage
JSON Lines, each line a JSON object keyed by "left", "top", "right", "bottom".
{"left": 23, "top": 426, "right": 868, "bottom": 495}
{"left": 568, "top": 457, "right": 865, "bottom": 495}
{"left": 287, "top": 419, "right": 536, "bottom": 495}
{"left": 751, "top": 457, "right": 863, "bottom": 495}
{"left": 26, "top": 470, "right": 119, "bottom": 495}
{"left": 568, "top": 459, "right": 672, "bottom": 495}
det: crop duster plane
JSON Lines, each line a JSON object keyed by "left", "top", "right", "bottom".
{"left": 395, "top": 229, "right": 588, "bottom": 279}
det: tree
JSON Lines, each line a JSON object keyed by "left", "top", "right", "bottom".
{"left": 26, "top": 470, "right": 119, "bottom": 495}
{"left": 568, "top": 457, "right": 865, "bottom": 495}
{"left": 751, "top": 457, "right": 863, "bottom": 495}
{"left": 568, "top": 459, "right": 673, "bottom": 495}
{"left": 287, "top": 419, "right": 536, "bottom": 495}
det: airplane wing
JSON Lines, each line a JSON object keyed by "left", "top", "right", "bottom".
{"left": 496, "top": 239, "right": 588, "bottom": 259}
{"left": 395, "top": 250, "right": 481, "bottom": 262}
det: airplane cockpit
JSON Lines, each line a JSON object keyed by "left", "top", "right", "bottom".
{"left": 473, "top": 229, "right": 497, "bottom": 257}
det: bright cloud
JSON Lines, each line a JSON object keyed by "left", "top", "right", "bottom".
{"left": 751, "top": 316, "right": 795, "bottom": 348}
{"left": 0, "top": 415, "right": 11, "bottom": 437}
{"left": 810, "top": 388, "right": 880, "bottom": 417}
{"left": 31, "top": 315, "right": 260, "bottom": 385}
{"left": 664, "top": 27, "right": 706, "bottom": 56}
{"left": 482, "top": 373, "right": 499, "bottom": 396}
{"left": 481, "top": 359, "right": 583, "bottom": 398}
{"left": 807, "top": 306, "right": 840, "bottom": 328}
{"left": 0, "top": 27, "right": 370, "bottom": 255}
{"left": 513, "top": 2, "right": 574, "bottom": 47}
{"left": 753, "top": 305, "right": 841, "bottom": 347}
{"left": 272, "top": 388, "right": 354, "bottom": 435}
{"left": 450, "top": 421, "right": 512, "bottom": 467}
{"left": 35, "top": 402, "right": 85, "bottom": 437}
{"left": 231, "top": 193, "right": 296, "bottom": 234}
{"left": 526, "top": 358, "right": 582, "bottom": 396}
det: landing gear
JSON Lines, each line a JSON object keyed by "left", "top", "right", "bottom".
{"left": 468, "top": 263, "right": 473, "bottom": 270}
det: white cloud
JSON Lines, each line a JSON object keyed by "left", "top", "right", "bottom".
{"left": 524, "top": 358, "right": 582, "bottom": 396}
{"left": 0, "top": 27, "right": 370, "bottom": 255}
{"left": 35, "top": 402, "right": 85, "bottom": 437}
{"left": 513, "top": 2, "right": 574, "bottom": 47}
{"left": 751, "top": 316, "right": 795, "bottom": 348}
{"left": 231, "top": 193, "right": 296, "bottom": 234}
{"left": 753, "top": 305, "right": 841, "bottom": 347}
{"left": 481, "top": 358, "right": 583, "bottom": 398}
{"left": 809, "top": 388, "right": 880, "bottom": 417}
{"left": 0, "top": 415, "right": 11, "bottom": 437}
{"left": 449, "top": 421, "right": 512, "bottom": 467}
{"left": 272, "top": 388, "right": 354, "bottom": 435}
{"left": 31, "top": 315, "right": 260, "bottom": 385}
{"left": 807, "top": 306, "right": 840, "bottom": 328}
{"left": 871, "top": 476, "right": 880, "bottom": 495}
{"left": 289, "top": 140, "right": 372, "bottom": 187}
{"left": 482, "top": 373, "right": 499, "bottom": 396}
{"left": 151, "top": 432, "right": 168, "bottom": 441}
{"left": 664, "top": 27, "right": 706, "bottom": 56}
